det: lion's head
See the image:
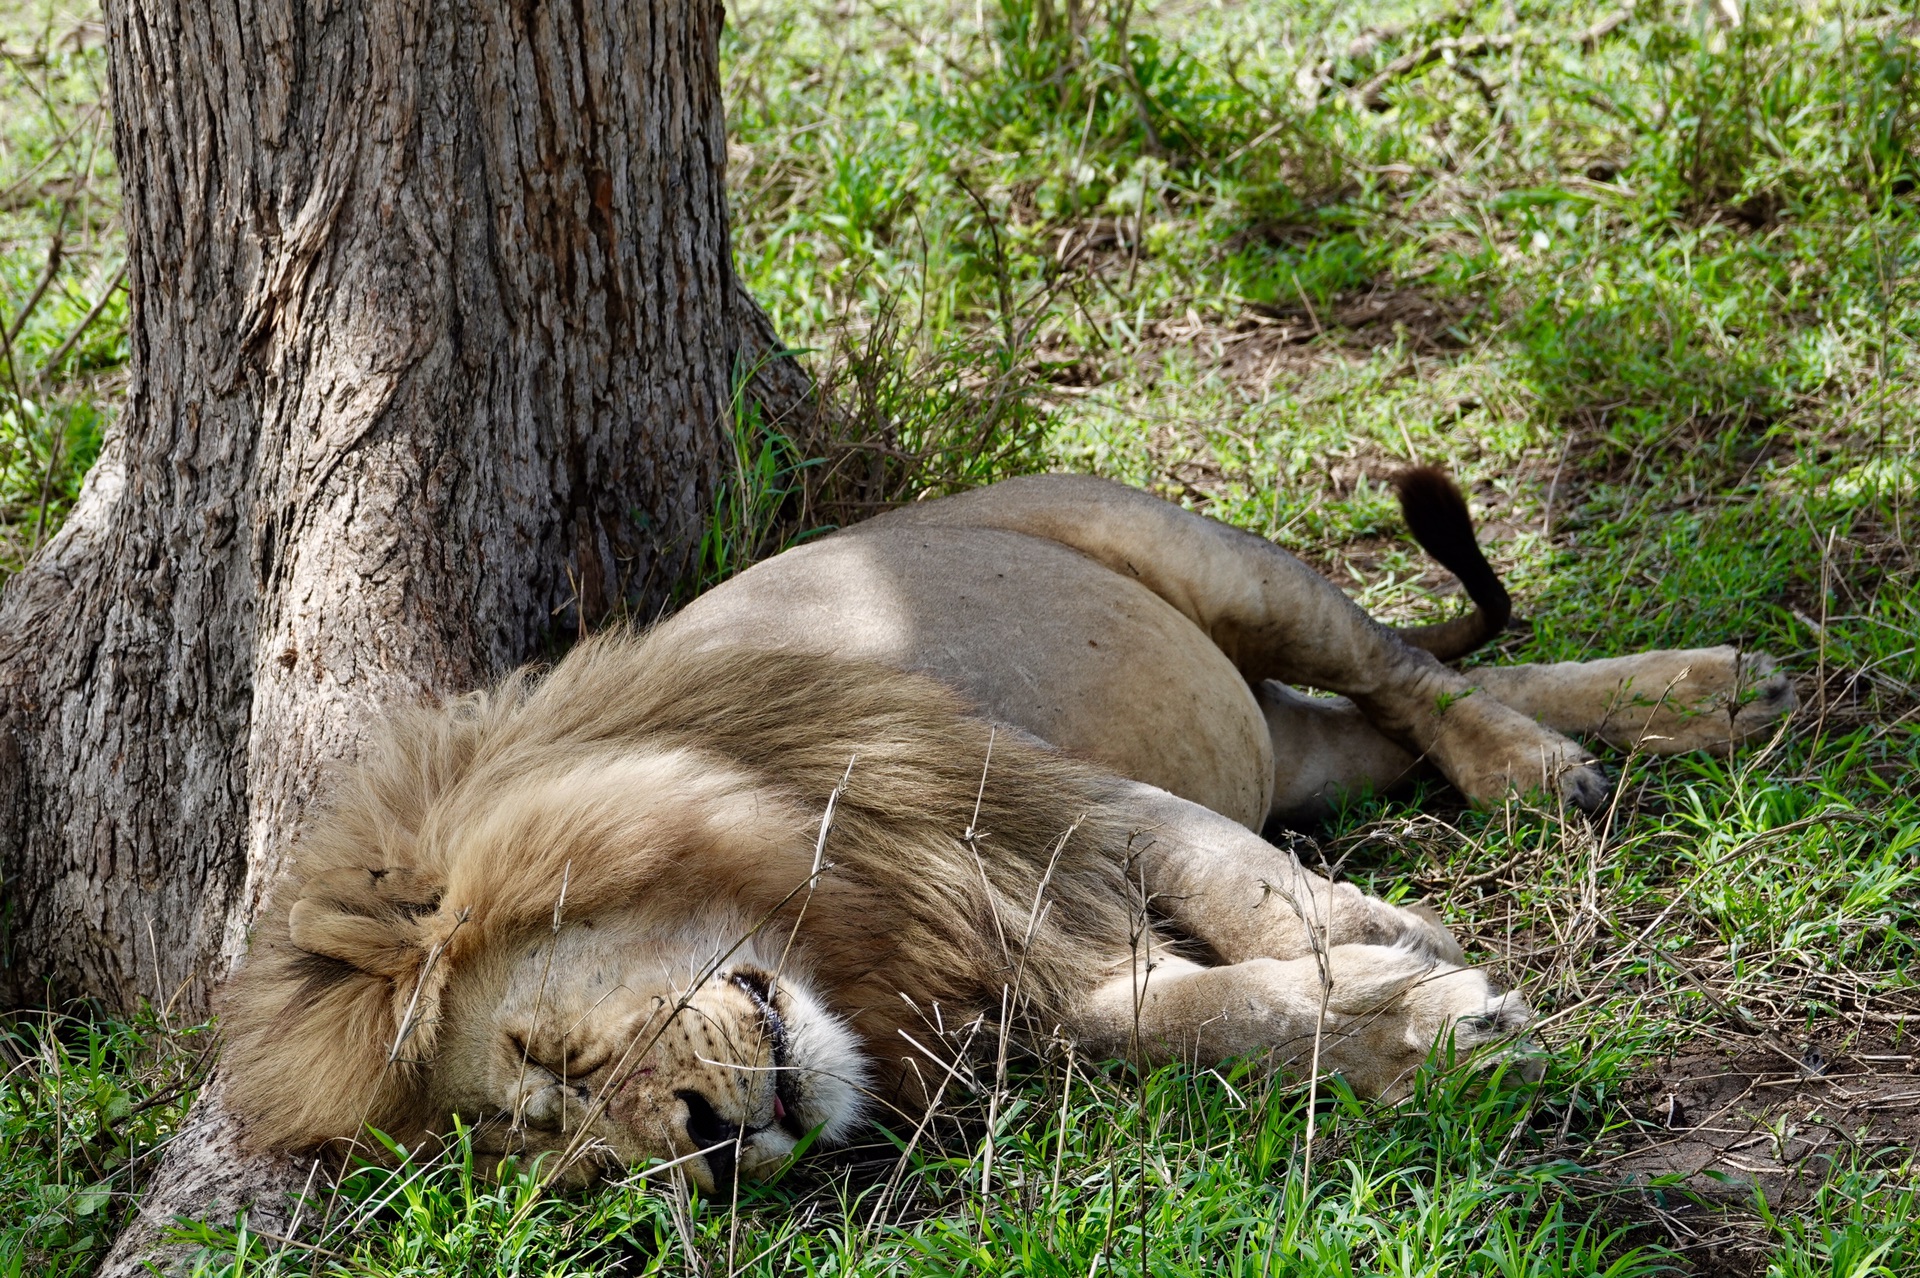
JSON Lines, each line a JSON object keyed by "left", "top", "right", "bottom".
{"left": 221, "top": 635, "right": 1140, "bottom": 1188}
{"left": 223, "top": 738, "right": 884, "bottom": 1190}
{"left": 430, "top": 919, "right": 872, "bottom": 1190}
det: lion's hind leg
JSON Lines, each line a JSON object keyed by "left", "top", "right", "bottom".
{"left": 1067, "top": 946, "right": 1531, "bottom": 1100}
{"left": 1251, "top": 646, "right": 1797, "bottom": 823}
{"left": 1254, "top": 680, "right": 1429, "bottom": 824}
{"left": 892, "top": 472, "right": 1610, "bottom": 811}
{"left": 1469, "top": 647, "right": 1796, "bottom": 756}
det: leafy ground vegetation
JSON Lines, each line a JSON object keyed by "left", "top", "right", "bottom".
{"left": 4, "top": 0, "right": 1918, "bottom": 1274}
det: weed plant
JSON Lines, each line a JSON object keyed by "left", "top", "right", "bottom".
{"left": 4, "top": 0, "right": 1918, "bottom": 1275}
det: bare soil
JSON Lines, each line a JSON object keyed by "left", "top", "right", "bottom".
{"left": 1578, "top": 1023, "right": 1920, "bottom": 1273}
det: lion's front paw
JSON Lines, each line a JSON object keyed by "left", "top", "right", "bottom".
{"left": 1315, "top": 945, "right": 1535, "bottom": 1099}
{"left": 1595, "top": 646, "right": 1796, "bottom": 756}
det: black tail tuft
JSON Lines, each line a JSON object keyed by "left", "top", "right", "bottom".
{"left": 1391, "top": 466, "right": 1511, "bottom": 661}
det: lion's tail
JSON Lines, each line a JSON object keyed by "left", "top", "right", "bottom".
{"left": 1390, "top": 466, "right": 1512, "bottom": 662}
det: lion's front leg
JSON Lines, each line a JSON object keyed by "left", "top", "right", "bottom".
{"left": 1068, "top": 946, "right": 1531, "bottom": 1099}
{"left": 1109, "top": 779, "right": 1464, "bottom": 965}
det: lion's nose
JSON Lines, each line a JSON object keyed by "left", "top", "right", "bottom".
{"left": 677, "top": 1088, "right": 741, "bottom": 1187}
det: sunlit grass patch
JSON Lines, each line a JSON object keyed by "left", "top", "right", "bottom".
{"left": 0, "top": 0, "right": 123, "bottom": 573}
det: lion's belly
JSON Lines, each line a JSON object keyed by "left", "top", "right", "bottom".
{"left": 661, "top": 527, "right": 1273, "bottom": 828}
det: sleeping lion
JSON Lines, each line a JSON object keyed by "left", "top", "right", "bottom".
{"left": 224, "top": 471, "right": 1793, "bottom": 1190}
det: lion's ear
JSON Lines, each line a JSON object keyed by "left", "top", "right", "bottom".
{"left": 286, "top": 866, "right": 443, "bottom": 981}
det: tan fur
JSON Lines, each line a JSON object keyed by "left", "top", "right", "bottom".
{"left": 223, "top": 473, "right": 1792, "bottom": 1183}
{"left": 223, "top": 638, "right": 1150, "bottom": 1153}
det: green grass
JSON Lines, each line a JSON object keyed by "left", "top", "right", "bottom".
{"left": 5, "top": 0, "right": 1920, "bottom": 1274}
{"left": 1, "top": 1009, "right": 206, "bottom": 1277}
{"left": 0, "top": 0, "right": 121, "bottom": 573}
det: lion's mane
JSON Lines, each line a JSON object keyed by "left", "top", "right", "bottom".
{"left": 221, "top": 631, "right": 1148, "bottom": 1151}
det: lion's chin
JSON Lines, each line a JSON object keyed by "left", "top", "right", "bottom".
{"left": 770, "top": 974, "right": 873, "bottom": 1148}
{"left": 624, "top": 972, "right": 873, "bottom": 1193}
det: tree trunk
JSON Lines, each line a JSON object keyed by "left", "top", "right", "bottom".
{"left": 0, "top": 0, "right": 805, "bottom": 1268}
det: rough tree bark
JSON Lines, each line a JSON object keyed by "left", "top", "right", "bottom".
{"left": 0, "top": 0, "right": 806, "bottom": 1270}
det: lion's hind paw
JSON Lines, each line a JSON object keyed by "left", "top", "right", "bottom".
{"left": 1434, "top": 693, "right": 1613, "bottom": 813}
{"left": 1596, "top": 646, "right": 1797, "bottom": 756}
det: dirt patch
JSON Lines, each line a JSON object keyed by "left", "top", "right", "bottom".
{"left": 1170, "top": 286, "right": 1481, "bottom": 393}
{"left": 1555, "top": 1024, "right": 1920, "bottom": 1274}
{"left": 1608, "top": 1027, "right": 1920, "bottom": 1204}
{"left": 1052, "top": 284, "right": 1482, "bottom": 399}
{"left": 1110, "top": 311, "right": 1344, "bottom": 397}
